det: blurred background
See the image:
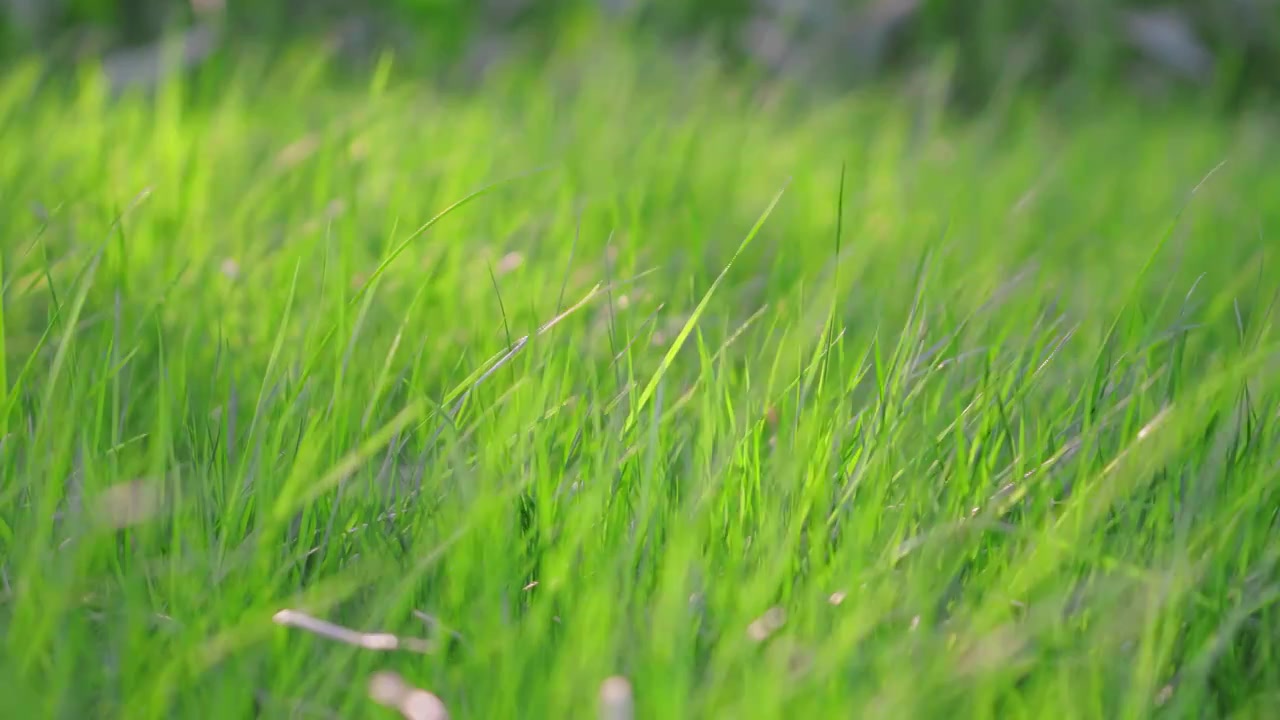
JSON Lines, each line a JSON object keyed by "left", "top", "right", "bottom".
{"left": 2, "top": 0, "right": 1278, "bottom": 109}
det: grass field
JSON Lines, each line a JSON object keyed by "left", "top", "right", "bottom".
{"left": 1, "top": 42, "right": 1279, "bottom": 719}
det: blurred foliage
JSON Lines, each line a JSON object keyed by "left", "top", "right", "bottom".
{"left": 2, "top": 0, "right": 1279, "bottom": 106}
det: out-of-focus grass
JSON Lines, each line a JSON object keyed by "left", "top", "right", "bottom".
{"left": 0, "top": 41, "right": 1277, "bottom": 719}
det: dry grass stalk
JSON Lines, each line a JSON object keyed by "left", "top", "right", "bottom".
{"left": 272, "top": 609, "right": 433, "bottom": 653}
{"left": 599, "top": 675, "right": 634, "bottom": 720}
{"left": 368, "top": 671, "right": 449, "bottom": 720}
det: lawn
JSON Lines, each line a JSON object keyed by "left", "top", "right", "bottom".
{"left": 1, "top": 41, "right": 1278, "bottom": 719}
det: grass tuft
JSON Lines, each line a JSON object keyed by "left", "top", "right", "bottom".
{"left": 0, "top": 44, "right": 1277, "bottom": 719}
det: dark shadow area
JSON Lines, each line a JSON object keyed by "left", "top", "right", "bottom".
{"left": 4, "top": 0, "right": 1279, "bottom": 110}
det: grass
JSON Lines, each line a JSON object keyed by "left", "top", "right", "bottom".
{"left": 0, "top": 40, "right": 1278, "bottom": 719}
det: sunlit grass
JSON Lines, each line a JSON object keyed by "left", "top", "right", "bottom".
{"left": 0, "top": 42, "right": 1277, "bottom": 719}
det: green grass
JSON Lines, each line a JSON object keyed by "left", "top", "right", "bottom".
{"left": 1, "top": 42, "right": 1278, "bottom": 719}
